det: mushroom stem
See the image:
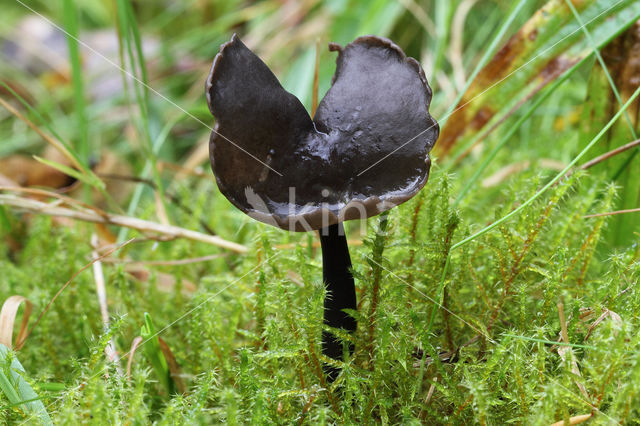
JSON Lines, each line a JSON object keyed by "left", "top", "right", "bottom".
{"left": 319, "top": 222, "right": 357, "bottom": 381}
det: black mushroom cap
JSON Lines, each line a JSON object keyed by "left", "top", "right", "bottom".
{"left": 206, "top": 34, "right": 439, "bottom": 232}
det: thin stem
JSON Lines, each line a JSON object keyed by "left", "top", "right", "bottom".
{"left": 579, "top": 138, "right": 640, "bottom": 171}
{"left": 440, "top": 0, "right": 528, "bottom": 127}
{"left": 319, "top": 223, "right": 357, "bottom": 381}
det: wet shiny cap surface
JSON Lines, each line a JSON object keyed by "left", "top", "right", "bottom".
{"left": 206, "top": 34, "right": 439, "bottom": 231}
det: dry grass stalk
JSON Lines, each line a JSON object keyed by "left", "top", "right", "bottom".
{"left": 583, "top": 208, "right": 640, "bottom": 219}
{"left": 482, "top": 159, "right": 566, "bottom": 188}
{"left": 0, "top": 96, "right": 82, "bottom": 171}
{"left": 311, "top": 38, "right": 320, "bottom": 117}
{"left": 126, "top": 336, "right": 144, "bottom": 379}
{"left": 450, "top": 0, "right": 478, "bottom": 89}
{"left": 579, "top": 138, "right": 640, "bottom": 171}
{"left": 125, "top": 266, "right": 197, "bottom": 295}
{"left": 584, "top": 309, "right": 622, "bottom": 341}
{"left": 549, "top": 413, "right": 592, "bottom": 426}
{"left": 125, "top": 336, "right": 186, "bottom": 394}
{"left": 0, "top": 192, "right": 248, "bottom": 253}
{"left": 0, "top": 172, "right": 18, "bottom": 187}
{"left": 397, "top": 0, "right": 435, "bottom": 36}
{"left": 425, "top": 377, "right": 438, "bottom": 405}
{"left": 100, "top": 253, "right": 227, "bottom": 266}
{"left": 91, "top": 234, "right": 122, "bottom": 373}
{"left": 159, "top": 160, "right": 209, "bottom": 178}
{"left": 481, "top": 136, "right": 639, "bottom": 190}
{"left": 0, "top": 296, "right": 33, "bottom": 350}
{"left": 173, "top": 142, "right": 210, "bottom": 181}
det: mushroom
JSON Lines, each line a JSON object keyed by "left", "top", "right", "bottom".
{"left": 205, "top": 34, "right": 438, "bottom": 380}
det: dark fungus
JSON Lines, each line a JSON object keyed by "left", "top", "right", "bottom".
{"left": 206, "top": 34, "right": 438, "bottom": 381}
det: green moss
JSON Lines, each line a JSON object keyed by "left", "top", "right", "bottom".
{"left": 3, "top": 167, "right": 639, "bottom": 423}
{"left": 1, "top": 0, "right": 639, "bottom": 423}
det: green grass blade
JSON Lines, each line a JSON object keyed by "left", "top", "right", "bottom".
{"left": 62, "top": 0, "right": 90, "bottom": 168}
{"left": 33, "top": 156, "right": 104, "bottom": 190}
{"left": 117, "top": 115, "right": 180, "bottom": 243}
{"left": 430, "top": 0, "right": 452, "bottom": 80}
{"left": 140, "top": 313, "right": 173, "bottom": 396}
{"left": 0, "top": 344, "right": 52, "bottom": 425}
{"left": 438, "top": 0, "right": 640, "bottom": 157}
{"left": 115, "top": 0, "right": 171, "bottom": 229}
{"left": 451, "top": 53, "right": 587, "bottom": 207}
{"left": 454, "top": 84, "right": 640, "bottom": 250}
{"left": 440, "top": 0, "right": 528, "bottom": 127}
{"left": 574, "top": 14, "right": 640, "bottom": 247}
{"left": 564, "top": 0, "right": 637, "bottom": 140}
{"left": 428, "top": 83, "right": 640, "bottom": 333}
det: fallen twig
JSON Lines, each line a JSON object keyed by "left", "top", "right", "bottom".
{"left": 0, "top": 193, "right": 247, "bottom": 253}
{"left": 98, "top": 174, "right": 217, "bottom": 235}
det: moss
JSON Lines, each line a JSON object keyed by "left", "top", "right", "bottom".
{"left": 1, "top": 0, "right": 639, "bottom": 423}
{"left": 1, "top": 167, "right": 638, "bottom": 423}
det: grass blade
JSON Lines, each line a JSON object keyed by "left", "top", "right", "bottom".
{"left": 437, "top": 0, "right": 640, "bottom": 158}
{"left": 0, "top": 345, "right": 51, "bottom": 425}
{"left": 62, "top": 0, "right": 90, "bottom": 170}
